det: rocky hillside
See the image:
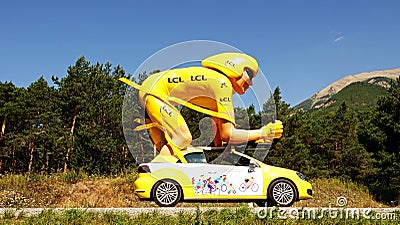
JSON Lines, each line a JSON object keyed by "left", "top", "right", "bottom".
{"left": 295, "top": 68, "right": 400, "bottom": 111}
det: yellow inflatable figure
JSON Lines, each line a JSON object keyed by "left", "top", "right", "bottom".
{"left": 120, "top": 52, "right": 283, "bottom": 162}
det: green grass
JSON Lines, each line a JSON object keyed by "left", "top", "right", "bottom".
{"left": 1, "top": 208, "right": 398, "bottom": 225}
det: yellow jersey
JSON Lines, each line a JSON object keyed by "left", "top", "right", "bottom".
{"left": 139, "top": 67, "right": 235, "bottom": 124}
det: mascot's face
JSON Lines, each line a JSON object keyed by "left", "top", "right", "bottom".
{"left": 229, "top": 69, "right": 253, "bottom": 95}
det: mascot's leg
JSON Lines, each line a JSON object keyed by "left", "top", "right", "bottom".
{"left": 144, "top": 95, "right": 191, "bottom": 162}
{"left": 147, "top": 126, "right": 166, "bottom": 152}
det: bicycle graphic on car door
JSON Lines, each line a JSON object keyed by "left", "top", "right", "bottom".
{"left": 239, "top": 177, "right": 259, "bottom": 192}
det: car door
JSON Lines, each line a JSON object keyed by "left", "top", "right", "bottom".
{"left": 221, "top": 163, "right": 263, "bottom": 196}
{"left": 182, "top": 160, "right": 264, "bottom": 197}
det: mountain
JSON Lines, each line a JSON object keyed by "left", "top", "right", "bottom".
{"left": 295, "top": 68, "right": 400, "bottom": 111}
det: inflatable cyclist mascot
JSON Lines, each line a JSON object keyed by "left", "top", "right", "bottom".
{"left": 120, "top": 52, "right": 283, "bottom": 162}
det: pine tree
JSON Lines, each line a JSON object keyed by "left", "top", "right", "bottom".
{"left": 359, "top": 77, "right": 400, "bottom": 203}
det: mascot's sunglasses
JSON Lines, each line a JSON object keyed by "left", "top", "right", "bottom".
{"left": 244, "top": 68, "right": 255, "bottom": 80}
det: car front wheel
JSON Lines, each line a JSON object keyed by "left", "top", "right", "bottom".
{"left": 153, "top": 179, "right": 182, "bottom": 207}
{"left": 268, "top": 179, "right": 298, "bottom": 207}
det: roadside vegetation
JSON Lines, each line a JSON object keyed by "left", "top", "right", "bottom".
{"left": 1, "top": 206, "right": 399, "bottom": 224}
{"left": 1, "top": 173, "right": 397, "bottom": 224}
{"left": 0, "top": 172, "right": 389, "bottom": 208}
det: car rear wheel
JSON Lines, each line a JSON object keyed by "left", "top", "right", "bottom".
{"left": 153, "top": 179, "right": 182, "bottom": 207}
{"left": 268, "top": 179, "right": 298, "bottom": 207}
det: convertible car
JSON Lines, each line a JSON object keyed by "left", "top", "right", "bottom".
{"left": 133, "top": 147, "right": 313, "bottom": 207}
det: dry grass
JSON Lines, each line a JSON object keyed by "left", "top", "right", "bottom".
{"left": 0, "top": 173, "right": 389, "bottom": 208}
{"left": 294, "top": 177, "right": 388, "bottom": 208}
{"left": 56, "top": 178, "right": 138, "bottom": 207}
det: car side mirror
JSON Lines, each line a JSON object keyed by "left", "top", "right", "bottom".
{"left": 248, "top": 163, "right": 256, "bottom": 173}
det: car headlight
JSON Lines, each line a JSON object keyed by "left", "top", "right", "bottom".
{"left": 296, "top": 172, "right": 307, "bottom": 181}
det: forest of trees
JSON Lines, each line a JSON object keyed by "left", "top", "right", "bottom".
{"left": 1, "top": 57, "right": 399, "bottom": 204}
{"left": 0, "top": 57, "right": 133, "bottom": 175}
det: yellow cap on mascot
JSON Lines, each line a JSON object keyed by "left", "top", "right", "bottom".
{"left": 202, "top": 52, "right": 258, "bottom": 79}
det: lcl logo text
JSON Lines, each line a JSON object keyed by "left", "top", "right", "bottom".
{"left": 168, "top": 77, "right": 184, "bottom": 83}
{"left": 191, "top": 75, "right": 207, "bottom": 81}
{"left": 161, "top": 105, "right": 173, "bottom": 117}
{"left": 225, "top": 60, "right": 235, "bottom": 67}
{"left": 219, "top": 97, "right": 231, "bottom": 102}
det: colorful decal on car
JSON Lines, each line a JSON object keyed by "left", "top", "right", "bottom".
{"left": 189, "top": 168, "right": 263, "bottom": 196}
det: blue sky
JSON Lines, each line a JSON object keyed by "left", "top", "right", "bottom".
{"left": 1, "top": 0, "right": 400, "bottom": 105}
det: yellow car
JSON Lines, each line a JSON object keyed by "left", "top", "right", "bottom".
{"left": 133, "top": 147, "right": 313, "bottom": 207}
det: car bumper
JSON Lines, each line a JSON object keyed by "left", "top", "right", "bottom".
{"left": 298, "top": 181, "right": 313, "bottom": 200}
{"left": 133, "top": 174, "right": 157, "bottom": 199}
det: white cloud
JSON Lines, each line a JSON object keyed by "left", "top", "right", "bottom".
{"left": 334, "top": 36, "right": 345, "bottom": 42}
{"left": 330, "top": 31, "right": 345, "bottom": 43}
